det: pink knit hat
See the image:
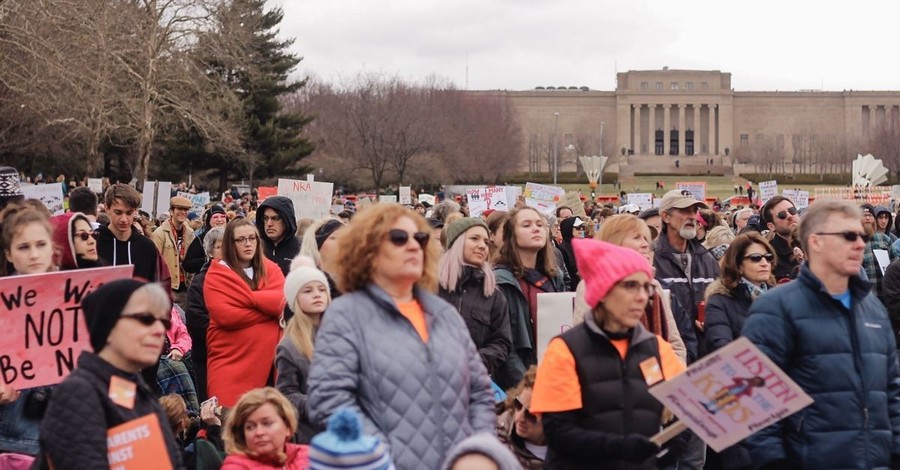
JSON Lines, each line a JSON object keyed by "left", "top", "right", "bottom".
{"left": 573, "top": 238, "right": 654, "bottom": 307}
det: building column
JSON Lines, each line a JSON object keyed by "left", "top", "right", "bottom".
{"left": 632, "top": 104, "right": 641, "bottom": 154}
{"left": 708, "top": 104, "right": 717, "bottom": 155}
{"left": 678, "top": 104, "right": 686, "bottom": 156}
{"left": 663, "top": 104, "right": 671, "bottom": 156}
{"left": 647, "top": 104, "right": 656, "bottom": 155}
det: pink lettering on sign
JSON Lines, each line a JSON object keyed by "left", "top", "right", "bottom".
{"left": 292, "top": 181, "right": 311, "bottom": 192}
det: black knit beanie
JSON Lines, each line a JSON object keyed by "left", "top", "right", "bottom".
{"left": 204, "top": 205, "right": 226, "bottom": 228}
{"left": 315, "top": 219, "right": 344, "bottom": 249}
{"left": 82, "top": 279, "right": 146, "bottom": 352}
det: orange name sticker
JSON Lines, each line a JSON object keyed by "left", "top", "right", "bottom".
{"left": 108, "top": 376, "right": 137, "bottom": 410}
{"left": 640, "top": 356, "right": 664, "bottom": 386}
{"left": 107, "top": 414, "right": 173, "bottom": 470}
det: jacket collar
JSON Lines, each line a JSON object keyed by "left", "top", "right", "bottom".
{"left": 76, "top": 351, "right": 153, "bottom": 394}
{"left": 797, "top": 262, "right": 872, "bottom": 304}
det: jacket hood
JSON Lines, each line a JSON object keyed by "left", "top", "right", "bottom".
{"left": 202, "top": 204, "right": 226, "bottom": 230}
{"left": 704, "top": 278, "right": 730, "bottom": 300}
{"left": 50, "top": 212, "right": 91, "bottom": 270}
{"left": 875, "top": 205, "right": 893, "bottom": 234}
{"left": 560, "top": 216, "right": 581, "bottom": 242}
{"left": 256, "top": 196, "right": 297, "bottom": 244}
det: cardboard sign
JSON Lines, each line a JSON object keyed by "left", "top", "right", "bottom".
{"left": 759, "top": 180, "right": 778, "bottom": 203}
{"left": 176, "top": 191, "right": 210, "bottom": 215}
{"left": 87, "top": 178, "right": 103, "bottom": 194}
{"left": 564, "top": 192, "right": 587, "bottom": 218}
{"left": 399, "top": 186, "right": 412, "bottom": 205}
{"left": 21, "top": 183, "right": 65, "bottom": 215}
{"left": 467, "top": 187, "right": 510, "bottom": 217}
{"left": 627, "top": 193, "right": 654, "bottom": 211}
{"left": 107, "top": 414, "right": 173, "bottom": 470}
{"left": 379, "top": 195, "right": 397, "bottom": 203}
{"left": 276, "top": 178, "right": 334, "bottom": 221}
{"left": 675, "top": 182, "right": 706, "bottom": 202}
{"left": 649, "top": 337, "right": 813, "bottom": 452}
{"left": 0, "top": 266, "right": 134, "bottom": 389}
{"left": 524, "top": 182, "right": 565, "bottom": 215}
{"left": 536, "top": 292, "right": 576, "bottom": 363}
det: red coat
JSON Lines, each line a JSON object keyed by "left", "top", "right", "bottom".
{"left": 221, "top": 443, "right": 309, "bottom": 470}
{"left": 204, "top": 259, "right": 285, "bottom": 406}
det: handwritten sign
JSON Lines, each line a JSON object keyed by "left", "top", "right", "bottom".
{"left": 176, "top": 192, "right": 210, "bottom": 215}
{"left": 379, "top": 195, "right": 397, "bottom": 203}
{"left": 21, "top": 183, "right": 65, "bottom": 215}
{"left": 466, "top": 187, "right": 510, "bottom": 217}
{"left": 627, "top": 193, "right": 654, "bottom": 211}
{"left": 277, "top": 178, "right": 334, "bottom": 221}
{"left": 649, "top": 337, "right": 813, "bottom": 452}
{"left": 565, "top": 192, "right": 587, "bottom": 218}
{"left": 399, "top": 186, "right": 412, "bottom": 205}
{"left": 536, "top": 292, "right": 575, "bottom": 363}
{"left": 0, "top": 266, "right": 134, "bottom": 389}
{"left": 782, "top": 189, "right": 809, "bottom": 209}
{"left": 759, "top": 181, "right": 778, "bottom": 204}
{"left": 675, "top": 182, "right": 707, "bottom": 202}
{"left": 88, "top": 178, "right": 103, "bottom": 194}
{"left": 524, "top": 182, "right": 565, "bottom": 215}
{"left": 107, "top": 414, "right": 173, "bottom": 470}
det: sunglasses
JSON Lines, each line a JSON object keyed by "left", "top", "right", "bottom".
{"left": 743, "top": 253, "right": 774, "bottom": 263}
{"left": 776, "top": 207, "right": 798, "bottom": 220}
{"left": 121, "top": 312, "right": 172, "bottom": 330}
{"left": 816, "top": 231, "right": 869, "bottom": 243}
{"left": 387, "top": 229, "right": 430, "bottom": 249}
{"left": 513, "top": 397, "right": 538, "bottom": 424}
{"left": 74, "top": 231, "right": 97, "bottom": 242}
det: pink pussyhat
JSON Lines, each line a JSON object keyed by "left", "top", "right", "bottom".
{"left": 572, "top": 238, "right": 654, "bottom": 308}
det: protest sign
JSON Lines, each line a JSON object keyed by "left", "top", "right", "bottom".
{"left": 504, "top": 186, "right": 522, "bottom": 208}
{"left": 379, "top": 195, "right": 398, "bottom": 203}
{"left": 536, "top": 292, "right": 575, "bottom": 363}
{"left": 467, "top": 187, "right": 510, "bottom": 217}
{"left": 399, "top": 186, "right": 412, "bottom": 205}
{"left": 627, "top": 193, "right": 654, "bottom": 211}
{"left": 235, "top": 184, "right": 251, "bottom": 196}
{"left": 759, "top": 180, "right": 778, "bottom": 203}
{"left": 107, "top": 414, "right": 173, "bottom": 470}
{"left": 176, "top": 191, "right": 210, "bottom": 214}
{"left": 277, "top": 178, "right": 334, "bottom": 221}
{"left": 675, "top": 182, "right": 706, "bottom": 201}
{"left": 524, "top": 182, "right": 565, "bottom": 215}
{"left": 418, "top": 194, "right": 435, "bottom": 206}
{"left": 782, "top": 189, "right": 810, "bottom": 209}
{"left": 565, "top": 192, "right": 587, "bottom": 218}
{"left": 649, "top": 337, "right": 813, "bottom": 452}
{"left": 0, "top": 265, "right": 134, "bottom": 389}
{"left": 87, "top": 178, "right": 103, "bottom": 194}
{"left": 257, "top": 186, "right": 277, "bottom": 202}
{"left": 22, "top": 183, "right": 65, "bottom": 215}
{"left": 141, "top": 181, "right": 155, "bottom": 216}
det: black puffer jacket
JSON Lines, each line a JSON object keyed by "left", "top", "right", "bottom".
{"left": 255, "top": 196, "right": 300, "bottom": 276}
{"left": 438, "top": 266, "right": 512, "bottom": 376}
{"left": 881, "top": 258, "right": 900, "bottom": 346}
{"left": 185, "top": 262, "right": 211, "bottom": 402}
{"left": 35, "top": 352, "right": 184, "bottom": 469}
{"left": 703, "top": 279, "right": 758, "bottom": 353}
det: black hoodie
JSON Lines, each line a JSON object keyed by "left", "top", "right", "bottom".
{"left": 256, "top": 196, "right": 300, "bottom": 276}
{"left": 558, "top": 217, "right": 583, "bottom": 287}
{"left": 96, "top": 224, "right": 164, "bottom": 284}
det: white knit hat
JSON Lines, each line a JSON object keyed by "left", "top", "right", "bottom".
{"left": 283, "top": 255, "right": 330, "bottom": 312}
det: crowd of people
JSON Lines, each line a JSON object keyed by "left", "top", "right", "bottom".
{"left": 2, "top": 162, "right": 900, "bottom": 469}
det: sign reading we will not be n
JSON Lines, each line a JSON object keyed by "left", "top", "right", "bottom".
{"left": 0, "top": 266, "right": 133, "bottom": 389}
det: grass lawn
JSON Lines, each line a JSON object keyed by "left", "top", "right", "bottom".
{"left": 557, "top": 175, "right": 840, "bottom": 201}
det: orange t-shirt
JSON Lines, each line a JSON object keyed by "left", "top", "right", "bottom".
{"left": 530, "top": 335, "right": 685, "bottom": 413}
{"left": 396, "top": 299, "right": 429, "bottom": 343}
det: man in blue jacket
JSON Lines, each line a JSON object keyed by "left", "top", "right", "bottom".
{"left": 742, "top": 199, "right": 900, "bottom": 469}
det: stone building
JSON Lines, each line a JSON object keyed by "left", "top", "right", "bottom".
{"left": 500, "top": 68, "right": 900, "bottom": 176}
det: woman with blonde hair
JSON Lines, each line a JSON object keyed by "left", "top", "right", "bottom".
{"left": 222, "top": 387, "right": 308, "bottom": 469}
{"left": 307, "top": 203, "right": 494, "bottom": 470}
{"left": 703, "top": 225, "right": 737, "bottom": 260}
{"left": 275, "top": 255, "right": 331, "bottom": 443}
{"left": 298, "top": 217, "right": 344, "bottom": 297}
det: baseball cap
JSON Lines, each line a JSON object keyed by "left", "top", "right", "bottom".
{"left": 659, "top": 189, "right": 707, "bottom": 213}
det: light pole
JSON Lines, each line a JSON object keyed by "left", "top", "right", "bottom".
{"left": 553, "top": 112, "right": 560, "bottom": 184}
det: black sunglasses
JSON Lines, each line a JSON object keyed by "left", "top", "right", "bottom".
{"left": 74, "top": 231, "right": 97, "bottom": 242}
{"left": 776, "top": 207, "right": 798, "bottom": 220}
{"left": 121, "top": 312, "right": 172, "bottom": 330}
{"left": 816, "top": 231, "right": 869, "bottom": 243}
{"left": 743, "top": 253, "right": 774, "bottom": 263}
{"left": 387, "top": 229, "right": 430, "bottom": 248}
{"left": 513, "top": 397, "right": 538, "bottom": 423}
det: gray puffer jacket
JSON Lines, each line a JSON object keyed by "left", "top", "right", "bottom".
{"left": 306, "top": 283, "right": 495, "bottom": 470}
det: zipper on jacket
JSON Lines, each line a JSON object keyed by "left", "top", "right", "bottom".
{"left": 621, "top": 356, "right": 631, "bottom": 435}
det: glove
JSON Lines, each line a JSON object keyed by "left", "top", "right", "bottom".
{"left": 759, "top": 459, "right": 792, "bottom": 470}
{"left": 618, "top": 434, "right": 660, "bottom": 463}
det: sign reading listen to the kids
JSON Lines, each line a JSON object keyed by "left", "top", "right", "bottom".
{"left": 0, "top": 266, "right": 134, "bottom": 389}
{"left": 649, "top": 337, "right": 813, "bottom": 452}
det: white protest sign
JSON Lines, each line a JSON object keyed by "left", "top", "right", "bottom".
{"left": 675, "top": 182, "right": 706, "bottom": 202}
{"left": 22, "top": 183, "right": 64, "bottom": 215}
{"left": 141, "top": 181, "right": 155, "bottom": 216}
{"left": 379, "top": 195, "right": 397, "bottom": 203}
{"left": 649, "top": 337, "right": 813, "bottom": 452}
{"left": 504, "top": 186, "right": 522, "bottom": 208}
{"left": 399, "top": 187, "right": 412, "bottom": 205}
{"left": 466, "top": 187, "right": 510, "bottom": 217}
{"left": 536, "top": 292, "right": 575, "bottom": 363}
{"left": 156, "top": 182, "right": 172, "bottom": 218}
{"left": 277, "top": 178, "right": 334, "bottom": 221}
{"left": 418, "top": 194, "right": 435, "bottom": 206}
{"left": 627, "top": 193, "right": 654, "bottom": 211}
{"left": 87, "top": 178, "right": 103, "bottom": 194}
{"left": 177, "top": 191, "right": 210, "bottom": 214}
{"left": 759, "top": 180, "right": 778, "bottom": 204}
{"left": 782, "top": 189, "right": 810, "bottom": 210}
{"left": 874, "top": 249, "right": 890, "bottom": 276}
{"left": 524, "top": 182, "right": 565, "bottom": 215}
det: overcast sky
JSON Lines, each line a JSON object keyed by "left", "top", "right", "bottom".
{"left": 272, "top": 0, "right": 900, "bottom": 92}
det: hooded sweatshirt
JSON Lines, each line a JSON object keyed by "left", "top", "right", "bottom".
{"left": 256, "top": 196, "right": 300, "bottom": 276}
{"left": 874, "top": 205, "right": 897, "bottom": 242}
{"left": 49, "top": 212, "right": 107, "bottom": 270}
{"left": 96, "top": 224, "right": 166, "bottom": 284}
{"left": 558, "top": 217, "right": 583, "bottom": 287}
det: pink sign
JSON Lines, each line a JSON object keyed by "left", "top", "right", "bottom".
{"left": 0, "top": 265, "right": 134, "bottom": 389}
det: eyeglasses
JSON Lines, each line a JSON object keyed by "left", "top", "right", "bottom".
{"left": 513, "top": 397, "right": 538, "bottom": 424}
{"left": 776, "top": 207, "right": 798, "bottom": 220}
{"left": 234, "top": 235, "right": 258, "bottom": 245}
{"left": 743, "top": 253, "right": 774, "bottom": 263}
{"left": 121, "top": 312, "right": 172, "bottom": 330}
{"left": 387, "top": 229, "right": 430, "bottom": 249}
{"left": 262, "top": 215, "right": 282, "bottom": 223}
{"left": 617, "top": 280, "right": 655, "bottom": 296}
{"left": 74, "top": 231, "right": 97, "bottom": 242}
{"left": 816, "top": 231, "right": 869, "bottom": 243}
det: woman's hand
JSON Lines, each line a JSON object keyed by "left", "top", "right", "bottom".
{"left": 200, "top": 400, "right": 222, "bottom": 426}
{"left": 0, "top": 383, "right": 20, "bottom": 405}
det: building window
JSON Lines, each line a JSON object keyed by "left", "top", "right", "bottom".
{"left": 671, "top": 82, "right": 679, "bottom": 91}
{"left": 685, "top": 82, "right": 693, "bottom": 91}
{"left": 740, "top": 134, "right": 749, "bottom": 149}
{"left": 641, "top": 82, "right": 649, "bottom": 91}
{"left": 701, "top": 82, "right": 709, "bottom": 90}
{"left": 656, "top": 82, "right": 663, "bottom": 91}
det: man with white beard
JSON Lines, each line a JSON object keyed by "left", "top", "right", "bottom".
{"left": 653, "top": 189, "right": 721, "bottom": 470}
